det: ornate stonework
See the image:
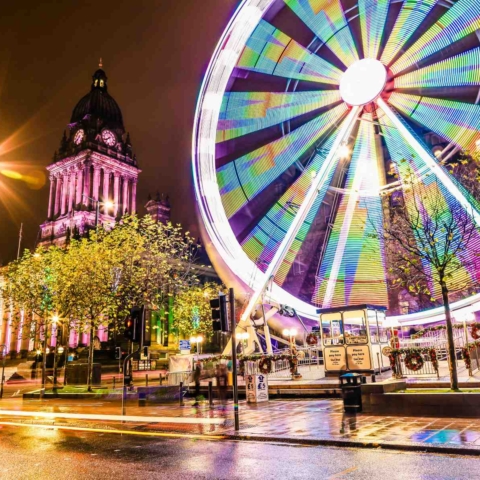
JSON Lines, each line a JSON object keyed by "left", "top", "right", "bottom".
{"left": 39, "top": 66, "right": 141, "bottom": 246}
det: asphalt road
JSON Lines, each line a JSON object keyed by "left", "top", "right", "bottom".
{"left": 1, "top": 424, "right": 480, "bottom": 480}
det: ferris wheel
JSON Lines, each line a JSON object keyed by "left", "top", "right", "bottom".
{"left": 193, "top": 0, "right": 480, "bottom": 322}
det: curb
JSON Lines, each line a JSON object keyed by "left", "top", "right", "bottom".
{"left": 223, "top": 433, "right": 480, "bottom": 456}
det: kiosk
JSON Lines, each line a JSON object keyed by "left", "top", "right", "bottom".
{"left": 317, "top": 305, "right": 390, "bottom": 375}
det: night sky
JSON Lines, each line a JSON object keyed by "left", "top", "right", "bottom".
{"left": 0, "top": 0, "right": 239, "bottom": 263}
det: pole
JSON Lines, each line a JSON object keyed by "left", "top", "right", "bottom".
{"left": 17, "top": 223, "right": 23, "bottom": 259}
{"left": 122, "top": 347, "right": 140, "bottom": 416}
{"left": 95, "top": 200, "right": 99, "bottom": 231}
{"left": 0, "top": 345, "right": 6, "bottom": 399}
{"left": 230, "top": 287, "right": 239, "bottom": 431}
{"left": 41, "top": 326, "right": 48, "bottom": 399}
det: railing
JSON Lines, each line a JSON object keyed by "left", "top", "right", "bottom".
{"left": 394, "top": 352, "right": 440, "bottom": 378}
{"left": 243, "top": 347, "right": 322, "bottom": 379}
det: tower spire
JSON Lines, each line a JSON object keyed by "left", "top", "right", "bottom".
{"left": 99, "top": 57, "right": 103, "bottom": 68}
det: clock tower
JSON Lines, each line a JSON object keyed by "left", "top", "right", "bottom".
{"left": 39, "top": 63, "right": 141, "bottom": 246}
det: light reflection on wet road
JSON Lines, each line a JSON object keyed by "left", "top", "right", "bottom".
{"left": 1, "top": 424, "right": 480, "bottom": 480}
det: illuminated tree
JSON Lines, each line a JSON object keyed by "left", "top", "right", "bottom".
{"left": 173, "top": 282, "right": 224, "bottom": 340}
{"left": 371, "top": 167, "right": 480, "bottom": 390}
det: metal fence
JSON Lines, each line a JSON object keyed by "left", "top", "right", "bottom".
{"left": 394, "top": 352, "right": 439, "bottom": 378}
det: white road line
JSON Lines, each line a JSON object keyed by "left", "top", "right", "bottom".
{"left": 0, "top": 409, "right": 225, "bottom": 425}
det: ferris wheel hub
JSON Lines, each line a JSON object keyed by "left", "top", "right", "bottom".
{"left": 340, "top": 59, "right": 387, "bottom": 106}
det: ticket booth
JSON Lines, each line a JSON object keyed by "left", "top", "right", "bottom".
{"left": 317, "top": 305, "right": 389, "bottom": 375}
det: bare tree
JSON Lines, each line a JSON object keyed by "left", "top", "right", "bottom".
{"left": 370, "top": 167, "right": 480, "bottom": 390}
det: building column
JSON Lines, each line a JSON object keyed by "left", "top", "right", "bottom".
{"left": 76, "top": 168, "right": 84, "bottom": 206}
{"left": 122, "top": 177, "right": 129, "bottom": 215}
{"left": 83, "top": 165, "right": 91, "bottom": 208}
{"left": 61, "top": 174, "right": 68, "bottom": 215}
{"left": 68, "top": 172, "right": 75, "bottom": 214}
{"left": 47, "top": 176, "right": 55, "bottom": 219}
{"left": 54, "top": 176, "right": 62, "bottom": 216}
{"left": 130, "top": 179, "right": 137, "bottom": 214}
{"left": 113, "top": 174, "right": 120, "bottom": 217}
{"left": 102, "top": 170, "right": 110, "bottom": 214}
{"left": 92, "top": 166, "right": 100, "bottom": 203}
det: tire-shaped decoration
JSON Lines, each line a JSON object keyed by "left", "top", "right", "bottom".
{"left": 404, "top": 352, "right": 424, "bottom": 372}
{"left": 258, "top": 356, "right": 272, "bottom": 374}
{"left": 306, "top": 333, "right": 318, "bottom": 346}
{"left": 471, "top": 324, "right": 480, "bottom": 340}
{"left": 193, "top": 0, "right": 480, "bottom": 321}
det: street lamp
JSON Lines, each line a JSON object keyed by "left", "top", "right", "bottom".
{"left": 190, "top": 336, "right": 203, "bottom": 360}
{"left": 82, "top": 194, "right": 114, "bottom": 230}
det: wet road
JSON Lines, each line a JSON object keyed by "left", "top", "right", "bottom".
{"left": 1, "top": 424, "right": 480, "bottom": 480}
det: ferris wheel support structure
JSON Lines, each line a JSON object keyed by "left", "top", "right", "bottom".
{"left": 239, "top": 106, "right": 360, "bottom": 327}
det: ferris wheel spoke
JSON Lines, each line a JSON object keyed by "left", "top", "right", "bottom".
{"left": 358, "top": 0, "right": 390, "bottom": 60}
{"left": 284, "top": 0, "right": 359, "bottom": 68}
{"left": 241, "top": 132, "right": 341, "bottom": 286}
{"left": 377, "top": 107, "right": 480, "bottom": 296}
{"left": 380, "top": 0, "right": 436, "bottom": 67}
{"left": 217, "top": 103, "right": 348, "bottom": 219}
{"left": 217, "top": 90, "right": 342, "bottom": 143}
{"left": 378, "top": 97, "right": 480, "bottom": 226}
{"left": 390, "top": 0, "right": 480, "bottom": 75}
{"left": 394, "top": 47, "right": 480, "bottom": 91}
{"left": 312, "top": 115, "right": 387, "bottom": 308}
{"left": 388, "top": 91, "right": 480, "bottom": 153}
{"left": 239, "top": 105, "right": 361, "bottom": 322}
{"left": 237, "top": 19, "right": 342, "bottom": 85}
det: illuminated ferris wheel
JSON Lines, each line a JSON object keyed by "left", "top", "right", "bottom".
{"left": 193, "top": 0, "right": 480, "bottom": 322}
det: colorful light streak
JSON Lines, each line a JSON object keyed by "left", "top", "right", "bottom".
{"left": 395, "top": 47, "right": 480, "bottom": 90}
{"left": 237, "top": 20, "right": 342, "bottom": 84}
{"left": 391, "top": 0, "right": 480, "bottom": 75}
{"left": 217, "top": 90, "right": 341, "bottom": 142}
{"left": 217, "top": 103, "right": 347, "bottom": 219}
{"left": 359, "top": 0, "right": 390, "bottom": 60}
{"left": 380, "top": 0, "right": 436, "bottom": 66}
{"left": 284, "top": 0, "right": 359, "bottom": 68}
{"left": 313, "top": 116, "right": 387, "bottom": 308}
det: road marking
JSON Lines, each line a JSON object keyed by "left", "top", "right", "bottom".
{"left": 329, "top": 466, "right": 358, "bottom": 479}
{"left": 0, "top": 409, "right": 224, "bottom": 425}
{"left": 0, "top": 421, "right": 226, "bottom": 440}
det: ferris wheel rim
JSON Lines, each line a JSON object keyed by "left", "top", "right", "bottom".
{"left": 193, "top": 0, "right": 480, "bottom": 321}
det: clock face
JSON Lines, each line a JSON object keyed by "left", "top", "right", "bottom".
{"left": 73, "top": 129, "right": 85, "bottom": 145}
{"left": 102, "top": 129, "right": 116, "bottom": 147}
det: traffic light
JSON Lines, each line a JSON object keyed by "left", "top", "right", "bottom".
{"left": 124, "top": 314, "right": 136, "bottom": 341}
{"left": 124, "top": 306, "right": 151, "bottom": 347}
{"left": 210, "top": 294, "right": 229, "bottom": 332}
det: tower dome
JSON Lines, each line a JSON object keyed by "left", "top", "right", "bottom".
{"left": 70, "top": 67, "right": 124, "bottom": 130}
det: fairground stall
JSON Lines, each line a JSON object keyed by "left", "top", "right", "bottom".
{"left": 318, "top": 305, "right": 390, "bottom": 375}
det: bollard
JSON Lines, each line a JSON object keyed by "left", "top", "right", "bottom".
{"left": 113, "top": 377, "right": 116, "bottom": 389}
{"left": 146, "top": 374, "right": 149, "bottom": 387}
{"left": 159, "top": 374, "right": 162, "bottom": 385}
{"left": 208, "top": 381, "right": 213, "bottom": 408}
{"left": 361, "top": 375, "right": 367, "bottom": 384}
{"left": 179, "top": 381, "right": 184, "bottom": 406}
{"left": 371, "top": 374, "right": 376, "bottom": 383}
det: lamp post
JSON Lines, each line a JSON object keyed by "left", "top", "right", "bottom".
{"left": 0, "top": 344, "right": 6, "bottom": 399}
{"left": 82, "top": 195, "right": 114, "bottom": 231}
{"left": 283, "top": 328, "right": 302, "bottom": 380}
{"left": 53, "top": 345, "right": 64, "bottom": 391}
{"left": 190, "top": 336, "right": 203, "bottom": 361}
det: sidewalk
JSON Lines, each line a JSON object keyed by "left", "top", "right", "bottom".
{"left": 1, "top": 397, "right": 480, "bottom": 455}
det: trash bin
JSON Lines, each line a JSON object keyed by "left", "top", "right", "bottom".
{"left": 340, "top": 373, "right": 362, "bottom": 413}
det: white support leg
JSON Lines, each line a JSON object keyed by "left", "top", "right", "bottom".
{"left": 239, "top": 106, "right": 361, "bottom": 324}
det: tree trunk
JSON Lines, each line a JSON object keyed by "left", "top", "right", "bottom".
{"left": 40, "top": 322, "right": 48, "bottom": 398}
{"left": 441, "top": 281, "right": 459, "bottom": 391}
{"left": 87, "top": 320, "right": 95, "bottom": 392}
